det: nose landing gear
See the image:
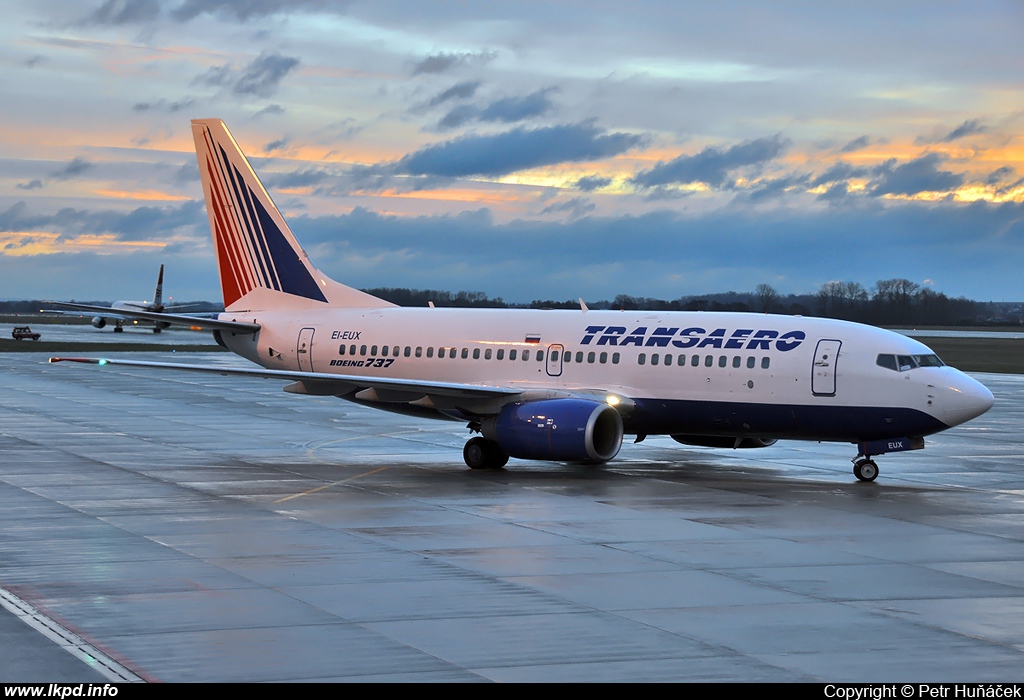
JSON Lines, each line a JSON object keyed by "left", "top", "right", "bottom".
{"left": 852, "top": 436, "right": 925, "bottom": 482}
{"left": 853, "top": 458, "right": 879, "bottom": 482}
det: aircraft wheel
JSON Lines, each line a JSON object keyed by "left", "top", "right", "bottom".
{"left": 854, "top": 459, "right": 878, "bottom": 482}
{"left": 114, "top": 326, "right": 124, "bottom": 333}
{"left": 464, "top": 437, "right": 507, "bottom": 470}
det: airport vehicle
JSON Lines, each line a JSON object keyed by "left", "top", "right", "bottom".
{"left": 47, "top": 265, "right": 196, "bottom": 332}
{"left": 51, "top": 119, "right": 994, "bottom": 481}
{"left": 12, "top": 326, "right": 40, "bottom": 341}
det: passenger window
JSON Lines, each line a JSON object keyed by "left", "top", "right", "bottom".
{"left": 761, "top": 357, "right": 770, "bottom": 369}
{"left": 638, "top": 353, "right": 646, "bottom": 365}
{"left": 415, "top": 346, "right": 422, "bottom": 357}
{"left": 732, "top": 356, "right": 741, "bottom": 368}
{"left": 691, "top": 355, "right": 700, "bottom": 367}
{"left": 452, "top": 348, "right": 459, "bottom": 360}
{"left": 426, "top": 347, "right": 434, "bottom": 358}
{"left": 350, "top": 345, "right": 356, "bottom": 356}
{"left": 404, "top": 346, "right": 411, "bottom": 357}
{"left": 678, "top": 354, "right": 686, "bottom": 366}
{"left": 664, "top": 353, "right": 672, "bottom": 366}
{"left": 537, "top": 350, "right": 544, "bottom": 361}
{"left": 371, "top": 345, "right": 378, "bottom": 356}
{"left": 497, "top": 349, "right": 504, "bottom": 360}
{"left": 393, "top": 346, "right": 399, "bottom": 357}
{"left": 510, "top": 349, "right": 517, "bottom": 361}
{"left": 339, "top": 345, "right": 346, "bottom": 355}
{"left": 564, "top": 351, "right": 571, "bottom": 364}
{"left": 651, "top": 353, "right": 659, "bottom": 366}
{"left": 747, "top": 356, "right": 755, "bottom": 369}
{"left": 718, "top": 356, "right": 727, "bottom": 368}
{"left": 576, "top": 351, "right": 584, "bottom": 363}
{"left": 461, "top": 348, "right": 469, "bottom": 359}
{"left": 588, "top": 352, "right": 595, "bottom": 363}
{"left": 523, "top": 349, "right": 530, "bottom": 361}
{"left": 612, "top": 353, "right": 620, "bottom": 364}
{"left": 485, "top": 348, "right": 492, "bottom": 360}
{"left": 473, "top": 348, "right": 480, "bottom": 359}
{"left": 705, "top": 355, "right": 713, "bottom": 367}
{"left": 360, "top": 345, "right": 367, "bottom": 356}
{"left": 381, "top": 345, "right": 388, "bottom": 357}
{"left": 599, "top": 352, "right": 608, "bottom": 364}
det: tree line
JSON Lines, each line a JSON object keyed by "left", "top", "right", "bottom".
{"left": 5, "top": 279, "right": 1017, "bottom": 326}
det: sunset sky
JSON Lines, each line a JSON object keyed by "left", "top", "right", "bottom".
{"left": 1, "top": 1, "right": 1022, "bottom": 303}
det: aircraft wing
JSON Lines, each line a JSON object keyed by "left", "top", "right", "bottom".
{"left": 44, "top": 302, "right": 260, "bottom": 334}
{"left": 49, "top": 356, "right": 521, "bottom": 401}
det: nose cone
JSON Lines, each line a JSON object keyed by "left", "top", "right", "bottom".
{"left": 942, "top": 371, "right": 994, "bottom": 427}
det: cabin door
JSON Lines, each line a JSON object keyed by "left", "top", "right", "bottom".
{"left": 297, "top": 327, "right": 315, "bottom": 372}
{"left": 811, "top": 338, "right": 841, "bottom": 396}
{"left": 546, "top": 344, "right": 564, "bottom": 377}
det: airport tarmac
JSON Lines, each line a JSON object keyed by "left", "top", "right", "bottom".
{"left": 1, "top": 351, "right": 1023, "bottom": 682}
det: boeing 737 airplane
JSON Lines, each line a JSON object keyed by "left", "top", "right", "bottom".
{"left": 47, "top": 264, "right": 199, "bottom": 332}
{"left": 52, "top": 119, "right": 995, "bottom": 481}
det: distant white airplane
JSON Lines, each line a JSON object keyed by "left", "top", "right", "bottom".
{"left": 52, "top": 119, "right": 994, "bottom": 481}
{"left": 47, "top": 264, "right": 198, "bottom": 332}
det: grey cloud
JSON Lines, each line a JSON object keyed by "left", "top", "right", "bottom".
{"left": 171, "top": 0, "right": 336, "bottom": 22}
{"left": 391, "top": 123, "right": 645, "bottom": 178}
{"left": 16, "top": 180, "right": 44, "bottom": 191}
{"left": 264, "top": 137, "right": 288, "bottom": 152}
{"left": 810, "top": 162, "right": 869, "bottom": 188}
{"left": 869, "top": 153, "right": 964, "bottom": 196}
{"left": 437, "top": 105, "right": 479, "bottom": 130}
{"left": 986, "top": 166, "right": 1015, "bottom": 185}
{"left": 574, "top": 175, "right": 612, "bottom": 192}
{"left": 86, "top": 0, "right": 160, "bottom": 25}
{"left": 254, "top": 104, "right": 286, "bottom": 118}
{"left": 632, "top": 135, "right": 789, "bottom": 188}
{"left": 426, "top": 81, "right": 481, "bottom": 108}
{"left": 437, "top": 88, "right": 557, "bottom": 130}
{"left": 942, "top": 119, "right": 987, "bottom": 142}
{"left": 264, "top": 168, "right": 334, "bottom": 188}
{"left": 51, "top": 157, "right": 94, "bottom": 180}
{"left": 234, "top": 54, "right": 300, "bottom": 97}
{"left": 1, "top": 200, "right": 205, "bottom": 241}
{"left": 839, "top": 135, "right": 871, "bottom": 153}
{"left": 412, "top": 51, "right": 496, "bottom": 75}
{"left": 193, "top": 54, "right": 300, "bottom": 98}
{"left": 539, "top": 197, "right": 595, "bottom": 220}
{"left": 133, "top": 98, "right": 196, "bottom": 112}
{"left": 284, "top": 200, "right": 1024, "bottom": 303}
{"left": 816, "top": 182, "right": 850, "bottom": 202}
{"left": 478, "top": 88, "right": 556, "bottom": 123}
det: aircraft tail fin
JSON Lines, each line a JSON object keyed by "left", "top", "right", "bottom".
{"left": 153, "top": 264, "right": 164, "bottom": 311}
{"left": 190, "top": 119, "right": 392, "bottom": 312}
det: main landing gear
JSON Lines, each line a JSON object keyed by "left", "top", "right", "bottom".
{"left": 463, "top": 437, "right": 509, "bottom": 470}
{"left": 852, "top": 458, "right": 879, "bottom": 482}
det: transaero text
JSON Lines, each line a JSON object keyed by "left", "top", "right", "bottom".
{"left": 580, "top": 326, "right": 806, "bottom": 350}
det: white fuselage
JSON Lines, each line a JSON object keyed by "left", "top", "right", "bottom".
{"left": 216, "top": 307, "right": 992, "bottom": 443}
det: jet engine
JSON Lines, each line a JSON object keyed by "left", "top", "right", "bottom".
{"left": 481, "top": 398, "right": 623, "bottom": 463}
{"left": 671, "top": 435, "right": 778, "bottom": 449}
{"left": 91, "top": 316, "right": 107, "bottom": 329}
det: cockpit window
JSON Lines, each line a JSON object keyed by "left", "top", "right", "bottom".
{"left": 877, "top": 353, "right": 944, "bottom": 372}
{"left": 876, "top": 354, "right": 898, "bottom": 371}
{"left": 913, "top": 354, "right": 944, "bottom": 367}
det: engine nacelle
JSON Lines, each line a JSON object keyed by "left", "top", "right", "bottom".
{"left": 91, "top": 316, "right": 107, "bottom": 329}
{"left": 671, "top": 435, "right": 778, "bottom": 449}
{"left": 482, "top": 399, "right": 623, "bottom": 463}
